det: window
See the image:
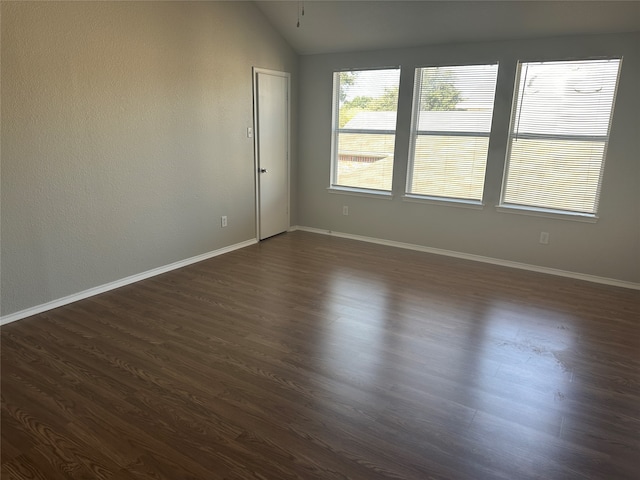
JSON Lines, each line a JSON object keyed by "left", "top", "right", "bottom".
{"left": 406, "top": 64, "right": 499, "bottom": 202}
{"left": 502, "top": 58, "right": 621, "bottom": 216}
{"left": 331, "top": 68, "right": 401, "bottom": 192}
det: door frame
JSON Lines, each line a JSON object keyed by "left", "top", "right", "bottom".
{"left": 252, "top": 67, "right": 291, "bottom": 241}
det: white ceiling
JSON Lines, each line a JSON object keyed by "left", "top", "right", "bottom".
{"left": 255, "top": 1, "right": 640, "bottom": 55}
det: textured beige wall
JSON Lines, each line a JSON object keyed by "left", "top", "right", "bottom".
{"left": 1, "top": 1, "right": 298, "bottom": 315}
{"left": 298, "top": 32, "right": 640, "bottom": 284}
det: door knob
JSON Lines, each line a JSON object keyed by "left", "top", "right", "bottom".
{"left": 259, "top": 168, "right": 268, "bottom": 173}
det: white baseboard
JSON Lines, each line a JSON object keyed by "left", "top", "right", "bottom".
{"left": 293, "top": 225, "right": 640, "bottom": 291}
{"left": 0, "top": 239, "right": 258, "bottom": 326}
{"left": 4, "top": 229, "right": 636, "bottom": 326}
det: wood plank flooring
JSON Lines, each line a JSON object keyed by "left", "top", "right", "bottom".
{"left": 2, "top": 231, "right": 639, "bottom": 479}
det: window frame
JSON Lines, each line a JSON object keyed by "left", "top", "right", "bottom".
{"left": 499, "top": 57, "right": 623, "bottom": 220}
{"left": 405, "top": 62, "right": 499, "bottom": 206}
{"left": 329, "top": 67, "right": 401, "bottom": 195}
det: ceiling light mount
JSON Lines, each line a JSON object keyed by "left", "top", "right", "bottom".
{"left": 297, "top": 1, "right": 305, "bottom": 28}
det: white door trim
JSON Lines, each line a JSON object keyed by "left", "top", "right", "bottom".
{"left": 252, "top": 67, "right": 291, "bottom": 241}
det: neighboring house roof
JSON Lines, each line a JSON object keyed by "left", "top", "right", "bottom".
{"left": 343, "top": 110, "right": 493, "bottom": 133}
{"left": 343, "top": 111, "right": 399, "bottom": 131}
{"left": 344, "top": 101, "right": 612, "bottom": 136}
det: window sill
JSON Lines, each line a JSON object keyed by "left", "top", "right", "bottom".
{"left": 327, "top": 186, "right": 393, "bottom": 200}
{"left": 402, "top": 194, "right": 484, "bottom": 210}
{"left": 496, "top": 204, "right": 598, "bottom": 223}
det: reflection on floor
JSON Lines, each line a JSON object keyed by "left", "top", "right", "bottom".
{"left": 2, "top": 231, "right": 639, "bottom": 479}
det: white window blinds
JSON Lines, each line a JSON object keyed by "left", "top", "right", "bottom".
{"left": 407, "top": 64, "right": 499, "bottom": 202}
{"left": 331, "top": 68, "right": 401, "bottom": 192}
{"left": 502, "top": 59, "right": 621, "bottom": 215}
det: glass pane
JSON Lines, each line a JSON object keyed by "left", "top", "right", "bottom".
{"left": 411, "top": 135, "right": 489, "bottom": 200}
{"left": 408, "top": 64, "right": 498, "bottom": 200}
{"left": 417, "top": 111, "right": 493, "bottom": 134}
{"left": 333, "top": 69, "right": 400, "bottom": 190}
{"left": 504, "top": 138, "right": 606, "bottom": 213}
{"left": 504, "top": 58, "right": 620, "bottom": 215}
{"left": 336, "top": 133, "right": 394, "bottom": 191}
{"left": 512, "top": 60, "right": 620, "bottom": 137}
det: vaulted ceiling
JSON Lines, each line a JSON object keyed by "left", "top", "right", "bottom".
{"left": 255, "top": 1, "right": 640, "bottom": 55}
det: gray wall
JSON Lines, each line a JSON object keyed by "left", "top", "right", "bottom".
{"left": 297, "top": 32, "right": 640, "bottom": 284}
{"left": 1, "top": 1, "right": 298, "bottom": 316}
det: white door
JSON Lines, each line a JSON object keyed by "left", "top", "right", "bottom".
{"left": 254, "top": 68, "right": 290, "bottom": 240}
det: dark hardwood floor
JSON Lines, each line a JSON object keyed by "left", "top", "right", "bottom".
{"left": 2, "top": 231, "right": 639, "bottom": 479}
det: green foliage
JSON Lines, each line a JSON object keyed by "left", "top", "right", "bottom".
{"left": 338, "top": 72, "right": 355, "bottom": 103}
{"left": 337, "top": 69, "right": 462, "bottom": 127}
{"left": 419, "top": 70, "right": 462, "bottom": 111}
{"left": 373, "top": 88, "right": 399, "bottom": 111}
{"left": 338, "top": 106, "right": 361, "bottom": 128}
{"left": 337, "top": 94, "right": 374, "bottom": 127}
{"left": 339, "top": 88, "right": 398, "bottom": 127}
{"left": 345, "top": 96, "right": 373, "bottom": 109}
{"left": 340, "top": 70, "right": 461, "bottom": 114}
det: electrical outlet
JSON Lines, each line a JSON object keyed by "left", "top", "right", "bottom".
{"left": 342, "top": 206, "right": 349, "bottom": 216}
{"left": 247, "top": 127, "right": 253, "bottom": 138}
{"left": 539, "top": 231, "right": 549, "bottom": 244}
{"left": 221, "top": 216, "right": 228, "bottom": 228}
